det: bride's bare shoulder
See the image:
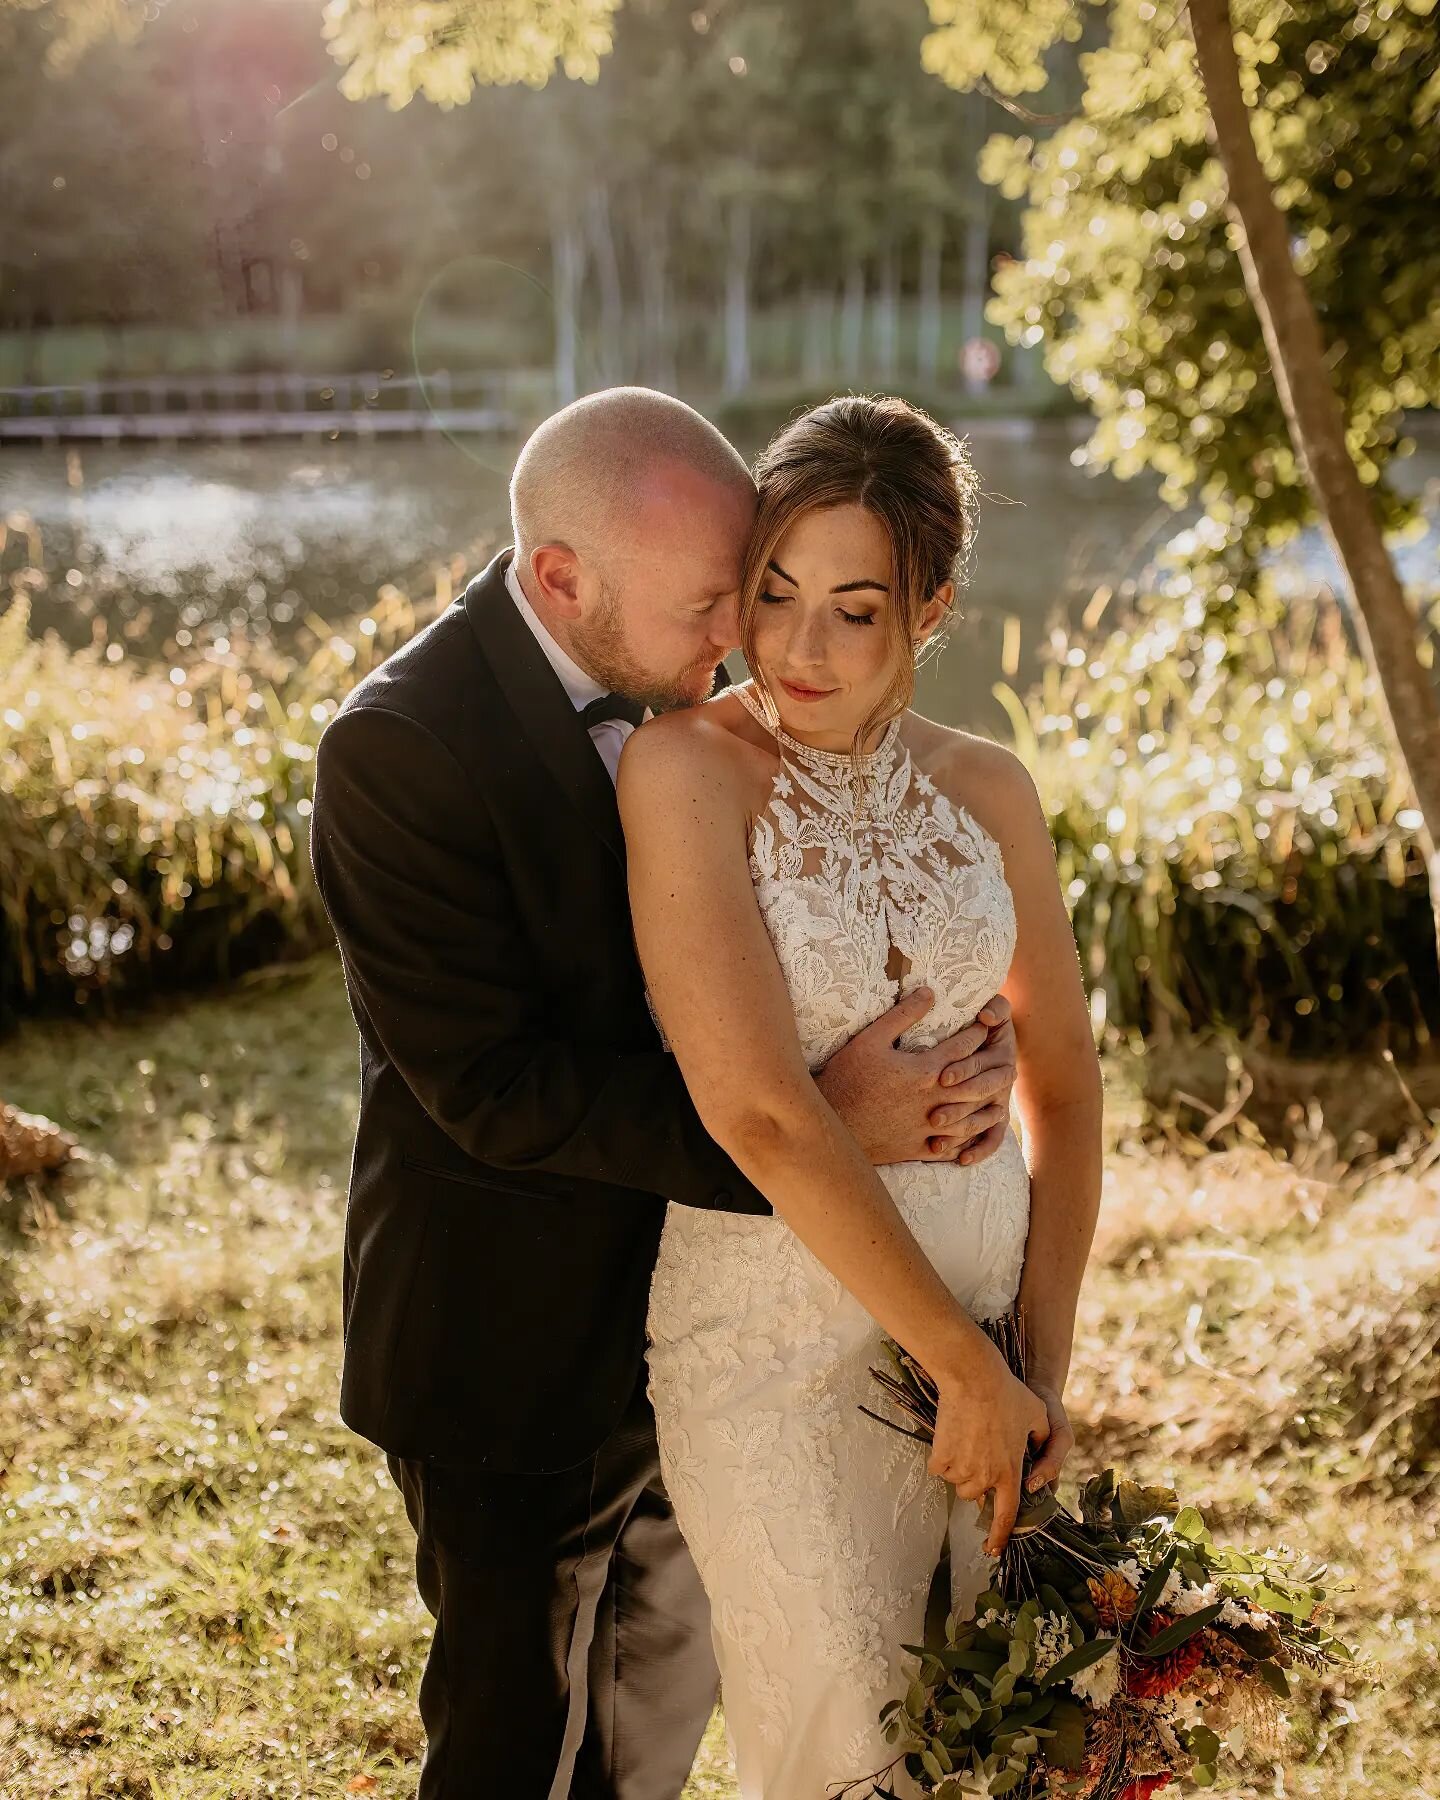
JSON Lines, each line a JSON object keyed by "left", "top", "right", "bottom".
{"left": 617, "top": 683, "right": 775, "bottom": 809}
{"left": 902, "top": 709, "right": 1043, "bottom": 850}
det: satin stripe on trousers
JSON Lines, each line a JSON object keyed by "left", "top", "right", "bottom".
{"left": 386, "top": 1374, "right": 718, "bottom": 1800}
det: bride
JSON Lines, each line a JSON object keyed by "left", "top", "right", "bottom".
{"left": 616, "top": 395, "right": 1103, "bottom": 1797}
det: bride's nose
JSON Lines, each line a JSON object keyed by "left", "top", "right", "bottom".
{"left": 789, "top": 606, "right": 830, "bottom": 668}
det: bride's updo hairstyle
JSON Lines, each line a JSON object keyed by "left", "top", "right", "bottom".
{"left": 740, "top": 394, "right": 979, "bottom": 753}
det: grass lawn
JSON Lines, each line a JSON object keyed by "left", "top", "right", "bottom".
{"left": 0, "top": 960, "right": 1435, "bottom": 1797}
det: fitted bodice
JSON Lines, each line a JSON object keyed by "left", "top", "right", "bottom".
{"left": 734, "top": 684, "right": 1016, "bottom": 1069}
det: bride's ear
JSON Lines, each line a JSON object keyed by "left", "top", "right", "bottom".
{"left": 913, "top": 583, "right": 954, "bottom": 652}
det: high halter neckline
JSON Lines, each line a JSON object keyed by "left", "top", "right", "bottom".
{"left": 733, "top": 683, "right": 902, "bottom": 776}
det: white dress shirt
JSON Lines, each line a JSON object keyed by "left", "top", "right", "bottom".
{"left": 504, "top": 558, "right": 648, "bottom": 786}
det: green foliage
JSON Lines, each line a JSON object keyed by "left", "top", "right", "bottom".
{"left": 321, "top": 0, "right": 623, "bottom": 106}
{"left": 925, "top": 0, "right": 1440, "bottom": 555}
{"left": 0, "top": 0, "right": 1021, "bottom": 390}
{"left": 8, "top": 542, "right": 1440, "bottom": 1052}
{"left": 999, "top": 555, "right": 1440, "bottom": 1054}
{"left": 922, "top": 0, "right": 1082, "bottom": 98}
{"left": 0, "top": 591, "right": 427, "bottom": 1022}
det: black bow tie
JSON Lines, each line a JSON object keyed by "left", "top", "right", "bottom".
{"left": 579, "top": 693, "right": 647, "bottom": 731}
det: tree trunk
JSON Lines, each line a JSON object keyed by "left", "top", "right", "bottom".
{"left": 636, "top": 201, "right": 675, "bottom": 391}
{"left": 802, "top": 286, "right": 833, "bottom": 384}
{"left": 549, "top": 207, "right": 584, "bottom": 406}
{"left": 586, "top": 186, "right": 626, "bottom": 385}
{"left": 875, "top": 239, "right": 900, "bottom": 381}
{"left": 917, "top": 223, "right": 943, "bottom": 384}
{"left": 959, "top": 90, "right": 993, "bottom": 392}
{"left": 1189, "top": 0, "right": 1440, "bottom": 941}
{"left": 723, "top": 195, "right": 752, "bottom": 397}
{"left": 840, "top": 260, "right": 866, "bottom": 381}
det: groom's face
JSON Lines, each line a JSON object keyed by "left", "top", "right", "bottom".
{"left": 572, "top": 463, "right": 756, "bottom": 711}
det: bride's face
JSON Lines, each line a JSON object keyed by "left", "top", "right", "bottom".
{"left": 751, "top": 502, "right": 948, "bottom": 750}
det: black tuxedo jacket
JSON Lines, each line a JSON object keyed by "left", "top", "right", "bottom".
{"left": 310, "top": 548, "right": 770, "bottom": 1472}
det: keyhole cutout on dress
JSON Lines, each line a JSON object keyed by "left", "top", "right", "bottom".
{"left": 884, "top": 936, "right": 911, "bottom": 992}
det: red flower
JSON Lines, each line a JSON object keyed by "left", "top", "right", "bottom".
{"left": 1117, "top": 1777, "right": 1172, "bottom": 1800}
{"left": 1123, "top": 1609, "right": 1207, "bottom": 1698}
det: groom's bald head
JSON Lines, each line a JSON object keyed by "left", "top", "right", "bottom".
{"left": 509, "top": 386, "right": 753, "bottom": 569}
{"left": 506, "top": 388, "right": 756, "bottom": 710}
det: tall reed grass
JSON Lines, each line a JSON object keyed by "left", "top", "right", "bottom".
{"left": 2, "top": 554, "right": 1436, "bottom": 1053}
{"left": 0, "top": 586, "right": 436, "bottom": 1025}
{"left": 998, "top": 558, "right": 1437, "bottom": 1056}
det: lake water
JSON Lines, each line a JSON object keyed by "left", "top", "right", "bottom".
{"left": 3, "top": 421, "right": 1437, "bottom": 737}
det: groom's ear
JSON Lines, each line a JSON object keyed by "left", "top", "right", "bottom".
{"left": 529, "top": 543, "right": 585, "bottom": 619}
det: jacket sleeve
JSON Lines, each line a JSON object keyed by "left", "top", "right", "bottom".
{"left": 309, "top": 702, "right": 766, "bottom": 1212}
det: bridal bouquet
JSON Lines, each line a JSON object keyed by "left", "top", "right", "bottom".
{"left": 849, "top": 1314, "right": 1361, "bottom": 1800}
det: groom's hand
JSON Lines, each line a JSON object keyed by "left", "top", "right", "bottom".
{"left": 814, "top": 988, "right": 1017, "bottom": 1166}
{"left": 926, "top": 994, "right": 1017, "bottom": 1166}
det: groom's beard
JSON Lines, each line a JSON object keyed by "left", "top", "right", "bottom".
{"left": 570, "top": 582, "right": 721, "bottom": 714}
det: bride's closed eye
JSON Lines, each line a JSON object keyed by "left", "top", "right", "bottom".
{"left": 759, "top": 591, "right": 876, "bottom": 626}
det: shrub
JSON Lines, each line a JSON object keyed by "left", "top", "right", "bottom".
{"left": 4, "top": 548, "right": 1438, "bottom": 1052}
{"left": 1000, "top": 554, "right": 1439, "bottom": 1056}
{"left": 0, "top": 588, "right": 431, "bottom": 1025}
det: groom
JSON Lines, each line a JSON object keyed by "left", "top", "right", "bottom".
{"left": 310, "top": 388, "right": 1019, "bottom": 1800}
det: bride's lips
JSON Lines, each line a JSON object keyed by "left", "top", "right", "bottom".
{"left": 777, "top": 678, "right": 837, "bottom": 704}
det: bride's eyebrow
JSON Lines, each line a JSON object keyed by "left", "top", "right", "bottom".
{"left": 767, "top": 559, "right": 888, "bottom": 596}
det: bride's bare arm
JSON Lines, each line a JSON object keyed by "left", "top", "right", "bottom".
{"left": 617, "top": 714, "right": 1047, "bottom": 1549}
{"left": 964, "top": 740, "right": 1104, "bottom": 1486}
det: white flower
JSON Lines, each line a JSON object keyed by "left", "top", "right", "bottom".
{"left": 959, "top": 1749, "right": 1006, "bottom": 1796}
{"left": 1135, "top": 1691, "right": 1187, "bottom": 1758}
{"left": 1171, "top": 1580, "right": 1218, "bottom": 1616}
{"left": 1218, "top": 1598, "right": 1254, "bottom": 1628}
{"left": 1116, "top": 1557, "right": 1145, "bottom": 1590}
{"left": 1158, "top": 1567, "right": 1184, "bottom": 1607}
{"left": 1068, "top": 1640, "right": 1120, "bottom": 1709}
{"left": 1030, "top": 1611, "right": 1074, "bottom": 1682}
{"left": 975, "top": 1606, "right": 1011, "bottom": 1630}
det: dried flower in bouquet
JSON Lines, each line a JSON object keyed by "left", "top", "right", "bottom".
{"left": 844, "top": 1309, "right": 1363, "bottom": 1799}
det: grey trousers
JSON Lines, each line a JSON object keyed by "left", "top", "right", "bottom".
{"left": 387, "top": 1373, "right": 719, "bottom": 1800}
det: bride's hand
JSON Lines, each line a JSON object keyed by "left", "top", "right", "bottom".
{"left": 1022, "top": 1377, "right": 1075, "bottom": 1494}
{"left": 928, "top": 1341, "right": 1049, "bottom": 1557}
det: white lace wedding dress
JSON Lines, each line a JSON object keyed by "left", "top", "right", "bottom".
{"left": 645, "top": 685, "right": 1033, "bottom": 1799}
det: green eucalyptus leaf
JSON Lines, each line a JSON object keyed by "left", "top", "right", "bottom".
{"left": 1135, "top": 1546, "right": 1179, "bottom": 1621}
{"left": 1135, "top": 1603, "right": 1224, "bottom": 1656}
{"left": 1258, "top": 1659, "right": 1292, "bottom": 1699}
{"left": 1039, "top": 1635, "right": 1119, "bottom": 1690}
{"left": 1188, "top": 1725, "right": 1222, "bottom": 1763}
{"left": 1173, "top": 1505, "right": 1210, "bottom": 1542}
{"left": 1040, "top": 1697, "right": 1088, "bottom": 1771}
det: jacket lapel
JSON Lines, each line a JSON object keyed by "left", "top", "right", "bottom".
{"left": 463, "top": 550, "right": 625, "bottom": 866}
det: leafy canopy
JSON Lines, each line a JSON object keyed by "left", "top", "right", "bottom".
{"left": 320, "top": 0, "right": 623, "bottom": 107}
{"left": 924, "top": 0, "right": 1440, "bottom": 553}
